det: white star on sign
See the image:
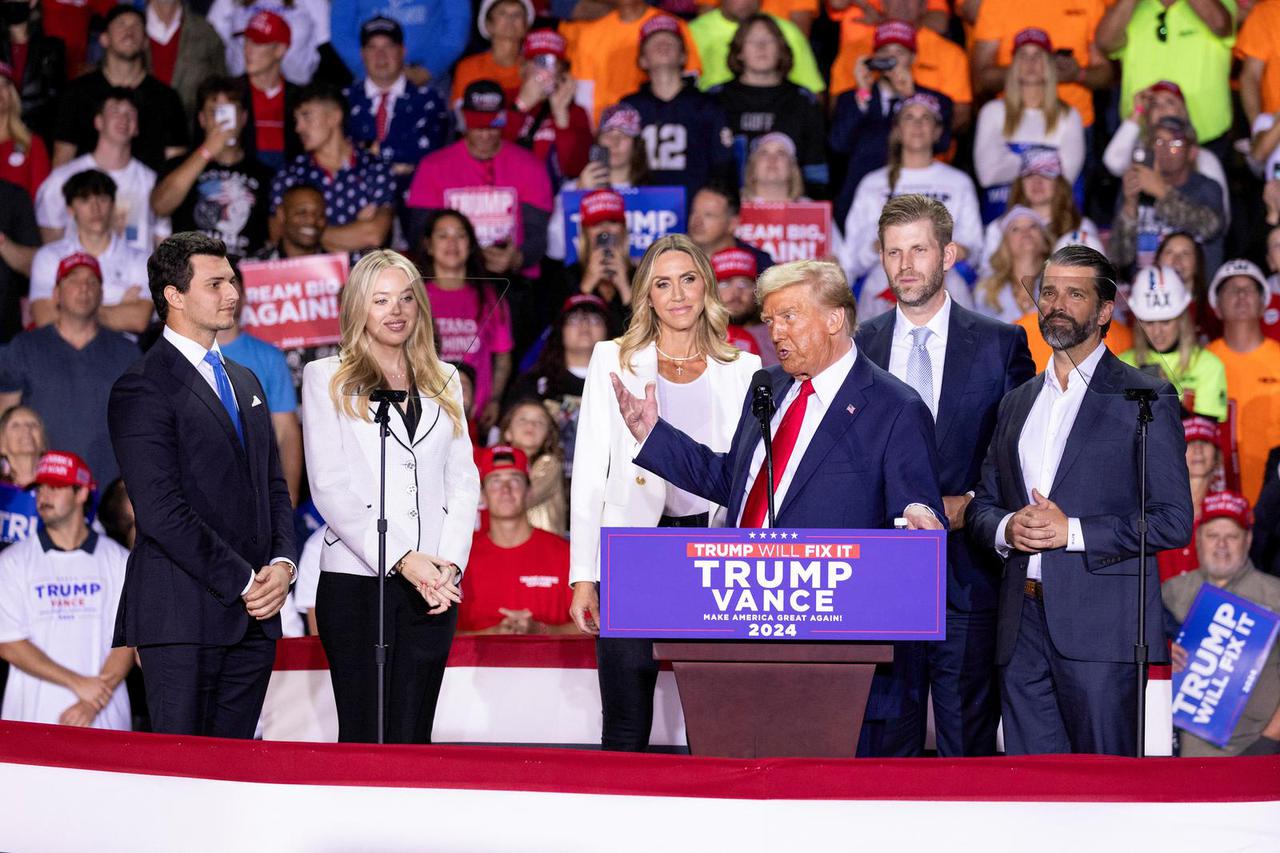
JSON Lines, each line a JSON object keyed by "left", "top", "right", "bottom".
{"left": 748, "top": 531, "right": 756, "bottom": 539}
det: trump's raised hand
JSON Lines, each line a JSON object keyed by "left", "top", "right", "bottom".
{"left": 611, "top": 373, "right": 657, "bottom": 442}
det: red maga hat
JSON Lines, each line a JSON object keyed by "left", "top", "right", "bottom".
{"left": 475, "top": 445, "right": 529, "bottom": 481}
{"left": 33, "top": 451, "right": 95, "bottom": 490}
{"left": 580, "top": 189, "right": 626, "bottom": 227}
{"left": 1199, "top": 491, "right": 1252, "bottom": 530}
{"left": 711, "top": 247, "right": 757, "bottom": 282}
{"left": 56, "top": 252, "right": 101, "bottom": 282}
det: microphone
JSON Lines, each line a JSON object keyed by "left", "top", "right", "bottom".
{"left": 751, "top": 369, "right": 773, "bottom": 421}
{"left": 750, "top": 369, "right": 778, "bottom": 527}
{"left": 369, "top": 389, "right": 408, "bottom": 404}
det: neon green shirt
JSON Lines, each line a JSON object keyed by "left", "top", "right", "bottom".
{"left": 1119, "top": 345, "right": 1228, "bottom": 420}
{"left": 689, "top": 9, "right": 825, "bottom": 94}
{"left": 1110, "top": 0, "right": 1237, "bottom": 143}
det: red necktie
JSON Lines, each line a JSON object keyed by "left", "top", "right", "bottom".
{"left": 740, "top": 379, "right": 814, "bottom": 527}
{"left": 374, "top": 93, "right": 389, "bottom": 143}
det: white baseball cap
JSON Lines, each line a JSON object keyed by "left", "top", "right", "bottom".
{"left": 1129, "top": 265, "right": 1191, "bottom": 322}
{"left": 1208, "top": 258, "right": 1268, "bottom": 315}
{"left": 477, "top": 0, "right": 534, "bottom": 40}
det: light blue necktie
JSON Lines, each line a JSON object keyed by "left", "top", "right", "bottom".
{"left": 203, "top": 350, "right": 244, "bottom": 446}
{"left": 906, "top": 326, "right": 935, "bottom": 419}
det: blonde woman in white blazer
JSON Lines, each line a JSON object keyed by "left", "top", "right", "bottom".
{"left": 568, "top": 234, "right": 760, "bottom": 751}
{"left": 302, "top": 250, "right": 479, "bottom": 744}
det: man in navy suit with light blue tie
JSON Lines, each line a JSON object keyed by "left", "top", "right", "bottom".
{"left": 855, "top": 195, "right": 1035, "bottom": 756}
{"left": 612, "top": 259, "right": 946, "bottom": 542}
{"left": 967, "top": 245, "right": 1192, "bottom": 755}
{"left": 108, "top": 232, "right": 297, "bottom": 739}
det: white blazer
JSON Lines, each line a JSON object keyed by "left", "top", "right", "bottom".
{"left": 569, "top": 340, "right": 761, "bottom": 585}
{"left": 302, "top": 356, "right": 480, "bottom": 578}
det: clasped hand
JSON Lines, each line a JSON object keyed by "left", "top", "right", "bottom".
{"left": 1006, "top": 489, "right": 1069, "bottom": 552}
{"left": 399, "top": 552, "right": 462, "bottom": 615}
{"left": 243, "top": 562, "right": 292, "bottom": 620}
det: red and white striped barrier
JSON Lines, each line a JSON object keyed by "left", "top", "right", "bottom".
{"left": 0, "top": 720, "right": 1275, "bottom": 851}
{"left": 263, "top": 636, "right": 1176, "bottom": 754}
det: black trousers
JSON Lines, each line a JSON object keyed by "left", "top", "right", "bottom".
{"left": 596, "top": 512, "right": 706, "bottom": 752}
{"left": 316, "top": 570, "right": 457, "bottom": 744}
{"left": 137, "top": 618, "right": 275, "bottom": 739}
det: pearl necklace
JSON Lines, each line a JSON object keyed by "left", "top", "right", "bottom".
{"left": 655, "top": 346, "right": 702, "bottom": 377}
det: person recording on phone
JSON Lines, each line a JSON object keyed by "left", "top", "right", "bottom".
{"left": 301, "top": 249, "right": 479, "bottom": 744}
{"left": 569, "top": 234, "right": 760, "bottom": 752}
{"left": 503, "top": 29, "right": 592, "bottom": 183}
{"left": 151, "top": 76, "right": 275, "bottom": 259}
{"left": 1109, "top": 116, "right": 1225, "bottom": 275}
{"left": 566, "top": 189, "right": 634, "bottom": 329}
{"left": 829, "top": 20, "right": 952, "bottom": 227}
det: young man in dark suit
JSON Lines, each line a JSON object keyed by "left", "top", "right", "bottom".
{"left": 108, "top": 231, "right": 297, "bottom": 738}
{"left": 967, "top": 244, "right": 1193, "bottom": 755}
{"left": 855, "top": 195, "right": 1036, "bottom": 757}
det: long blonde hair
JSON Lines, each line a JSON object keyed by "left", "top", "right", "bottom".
{"left": 978, "top": 220, "right": 1050, "bottom": 312}
{"left": 1003, "top": 48, "right": 1063, "bottom": 139}
{"left": 1132, "top": 311, "right": 1196, "bottom": 376}
{"left": 616, "top": 234, "right": 740, "bottom": 372}
{"left": 328, "top": 249, "right": 465, "bottom": 436}
{"left": 0, "top": 79, "right": 32, "bottom": 149}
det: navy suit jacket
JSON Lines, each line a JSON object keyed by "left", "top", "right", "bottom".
{"left": 108, "top": 337, "right": 297, "bottom": 647}
{"left": 857, "top": 302, "right": 1035, "bottom": 611}
{"left": 966, "top": 348, "right": 1192, "bottom": 664}
{"left": 634, "top": 350, "right": 946, "bottom": 530}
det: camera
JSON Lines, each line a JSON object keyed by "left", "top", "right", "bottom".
{"left": 867, "top": 56, "right": 897, "bottom": 72}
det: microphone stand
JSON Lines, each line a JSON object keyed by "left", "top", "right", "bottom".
{"left": 369, "top": 388, "right": 407, "bottom": 745}
{"left": 1124, "top": 387, "right": 1157, "bottom": 758}
{"left": 752, "top": 386, "right": 777, "bottom": 526}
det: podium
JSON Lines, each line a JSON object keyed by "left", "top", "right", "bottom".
{"left": 653, "top": 641, "right": 892, "bottom": 758}
{"left": 601, "top": 528, "right": 945, "bottom": 758}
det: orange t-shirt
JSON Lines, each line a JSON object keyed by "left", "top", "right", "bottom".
{"left": 1236, "top": 0, "right": 1280, "bottom": 116}
{"left": 971, "top": 0, "right": 1107, "bottom": 126}
{"left": 1015, "top": 312, "right": 1134, "bottom": 373}
{"left": 452, "top": 51, "right": 524, "bottom": 107}
{"left": 832, "top": 25, "right": 972, "bottom": 107}
{"left": 829, "top": 10, "right": 971, "bottom": 108}
{"left": 562, "top": 8, "right": 703, "bottom": 126}
{"left": 1206, "top": 337, "right": 1280, "bottom": 503}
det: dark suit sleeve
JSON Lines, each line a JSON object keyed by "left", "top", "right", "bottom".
{"left": 108, "top": 371, "right": 256, "bottom": 605}
{"left": 1078, "top": 386, "right": 1193, "bottom": 569}
{"left": 828, "top": 92, "right": 870, "bottom": 155}
{"left": 886, "top": 395, "right": 947, "bottom": 527}
{"left": 966, "top": 393, "right": 1018, "bottom": 550}
{"left": 1004, "top": 324, "right": 1036, "bottom": 393}
{"left": 634, "top": 413, "right": 745, "bottom": 510}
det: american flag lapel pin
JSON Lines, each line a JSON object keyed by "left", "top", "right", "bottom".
{"left": 846, "top": 404, "right": 857, "bottom": 415}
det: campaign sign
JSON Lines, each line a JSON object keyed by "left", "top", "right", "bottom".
{"left": 239, "top": 253, "right": 350, "bottom": 349}
{"left": 443, "top": 186, "right": 518, "bottom": 247}
{"left": 561, "top": 186, "right": 686, "bottom": 265}
{"left": 735, "top": 201, "right": 832, "bottom": 262}
{"left": 599, "top": 528, "right": 945, "bottom": 640}
{"left": 0, "top": 483, "right": 38, "bottom": 544}
{"left": 1171, "top": 585, "right": 1280, "bottom": 747}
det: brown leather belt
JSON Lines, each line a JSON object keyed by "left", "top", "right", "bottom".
{"left": 1024, "top": 579, "right": 1044, "bottom": 602}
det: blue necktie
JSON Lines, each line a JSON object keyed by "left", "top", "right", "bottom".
{"left": 203, "top": 350, "right": 244, "bottom": 446}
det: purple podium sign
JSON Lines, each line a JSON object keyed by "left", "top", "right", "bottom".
{"left": 599, "top": 528, "right": 946, "bottom": 641}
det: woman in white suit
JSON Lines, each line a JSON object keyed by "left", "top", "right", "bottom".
{"left": 568, "top": 233, "right": 761, "bottom": 751}
{"left": 302, "top": 249, "right": 480, "bottom": 744}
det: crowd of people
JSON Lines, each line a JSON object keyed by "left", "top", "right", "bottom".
{"left": 0, "top": 0, "right": 1278, "bottom": 758}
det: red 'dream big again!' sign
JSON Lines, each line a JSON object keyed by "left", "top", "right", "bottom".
{"left": 238, "top": 253, "right": 350, "bottom": 349}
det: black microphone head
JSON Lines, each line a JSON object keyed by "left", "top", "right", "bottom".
{"left": 751, "top": 369, "right": 773, "bottom": 396}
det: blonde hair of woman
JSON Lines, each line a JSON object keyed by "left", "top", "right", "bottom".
{"left": 328, "top": 249, "right": 465, "bottom": 436}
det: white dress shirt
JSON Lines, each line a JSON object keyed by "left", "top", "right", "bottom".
{"left": 993, "top": 342, "right": 1102, "bottom": 579}
{"left": 887, "top": 293, "right": 950, "bottom": 416}
{"left": 164, "top": 326, "right": 295, "bottom": 592}
{"left": 364, "top": 74, "right": 407, "bottom": 130}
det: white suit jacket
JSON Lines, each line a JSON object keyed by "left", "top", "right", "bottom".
{"left": 302, "top": 357, "right": 480, "bottom": 578}
{"left": 569, "top": 340, "right": 761, "bottom": 585}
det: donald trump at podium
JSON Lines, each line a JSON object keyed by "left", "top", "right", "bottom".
{"left": 612, "top": 259, "right": 946, "bottom": 535}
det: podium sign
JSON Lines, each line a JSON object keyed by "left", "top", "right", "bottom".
{"left": 600, "top": 528, "right": 945, "bottom": 641}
